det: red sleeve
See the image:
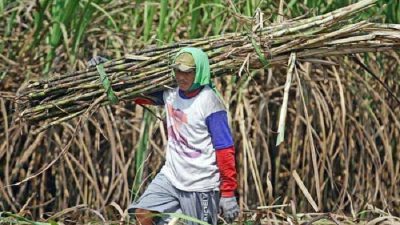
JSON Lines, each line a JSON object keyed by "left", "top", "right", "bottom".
{"left": 216, "top": 146, "right": 237, "bottom": 197}
{"left": 133, "top": 97, "right": 156, "bottom": 105}
{"left": 133, "top": 91, "right": 164, "bottom": 105}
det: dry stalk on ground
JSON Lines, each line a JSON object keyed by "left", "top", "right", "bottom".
{"left": 0, "top": 0, "right": 399, "bottom": 223}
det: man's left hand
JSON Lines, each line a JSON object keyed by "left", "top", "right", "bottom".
{"left": 219, "top": 197, "right": 239, "bottom": 223}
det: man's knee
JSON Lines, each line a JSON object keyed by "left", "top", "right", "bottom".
{"left": 136, "top": 208, "right": 151, "bottom": 215}
{"left": 135, "top": 208, "right": 153, "bottom": 225}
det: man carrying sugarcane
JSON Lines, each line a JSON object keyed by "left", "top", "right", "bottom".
{"left": 91, "top": 47, "right": 239, "bottom": 225}
{"left": 131, "top": 47, "right": 241, "bottom": 225}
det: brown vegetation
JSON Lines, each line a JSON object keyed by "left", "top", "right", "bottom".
{"left": 1, "top": 0, "right": 399, "bottom": 224}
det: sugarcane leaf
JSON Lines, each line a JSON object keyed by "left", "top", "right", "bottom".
{"left": 167, "top": 3, "right": 226, "bottom": 42}
{"left": 190, "top": 0, "right": 201, "bottom": 38}
{"left": 71, "top": 0, "right": 99, "bottom": 63}
{"left": 96, "top": 64, "right": 119, "bottom": 104}
{"left": 250, "top": 36, "right": 269, "bottom": 68}
{"left": 90, "top": 1, "right": 119, "bottom": 31}
{"left": 131, "top": 111, "right": 153, "bottom": 202}
{"left": 0, "top": 0, "right": 3, "bottom": 15}
{"left": 276, "top": 53, "right": 296, "bottom": 146}
{"left": 143, "top": 2, "right": 156, "bottom": 41}
{"left": 30, "top": 0, "right": 52, "bottom": 49}
{"left": 157, "top": 0, "right": 169, "bottom": 42}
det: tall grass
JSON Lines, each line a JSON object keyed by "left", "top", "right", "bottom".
{"left": 0, "top": 0, "right": 399, "bottom": 224}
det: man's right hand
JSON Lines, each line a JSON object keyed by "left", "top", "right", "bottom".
{"left": 87, "top": 56, "right": 108, "bottom": 67}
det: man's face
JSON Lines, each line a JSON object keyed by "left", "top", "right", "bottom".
{"left": 175, "top": 69, "right": 195, "bottom": 91}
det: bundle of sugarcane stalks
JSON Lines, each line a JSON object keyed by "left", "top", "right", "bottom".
{"left": 17, "top": 0, "right": 400, "bottom": 133}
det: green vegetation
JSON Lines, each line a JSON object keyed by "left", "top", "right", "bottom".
{"left": 0, "top": 0, "right": 399, "bottom": 224}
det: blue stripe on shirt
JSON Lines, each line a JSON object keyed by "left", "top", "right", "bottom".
{"left": 206, "top": 110, "right": 234, "bottom": 150}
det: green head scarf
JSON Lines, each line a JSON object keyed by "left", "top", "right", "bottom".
{"left": 173, "top": 47, "right": 215, "bottom": 92}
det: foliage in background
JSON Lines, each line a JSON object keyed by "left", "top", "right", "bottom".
{"left": 0, "top": 0, "right": 399, "bottom": 224}
{"left": 1, "top": 0, "right": 399, "bottom": 82}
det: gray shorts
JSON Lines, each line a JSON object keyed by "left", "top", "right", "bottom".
{"left": 128, "top": 173, "right": 220, "bottom": 225}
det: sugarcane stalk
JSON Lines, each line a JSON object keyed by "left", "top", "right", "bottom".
{"left": 18, "top": 0, "right": 400, "bottom": 133}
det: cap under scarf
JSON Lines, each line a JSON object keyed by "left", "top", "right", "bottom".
{"left": 173, "top": 47, "right": 227, "bottom": 109}
{"left": 173, "top": 47, "right": 214, "bottom": 92}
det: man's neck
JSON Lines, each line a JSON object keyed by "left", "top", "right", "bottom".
{"left": 179, "top": 86, "right": 204, "bottom": 99}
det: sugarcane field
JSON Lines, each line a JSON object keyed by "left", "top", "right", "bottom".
{"left": 1, "top": 0, "right": 400, "bottom": 224}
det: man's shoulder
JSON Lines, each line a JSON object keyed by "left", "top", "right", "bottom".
{"left": 199, "top": 86, "right": 226, "bottom": 111}
{"left": 199, "top": 86, "right": 218, "bottom": 98}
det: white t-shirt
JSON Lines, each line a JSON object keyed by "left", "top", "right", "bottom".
{"left": 160, "top": 86, "right": 226, "bottom": 192}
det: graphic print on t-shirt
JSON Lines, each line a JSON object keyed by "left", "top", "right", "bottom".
{"left": 167, "top": 103, "right": 202, "bottom": 158}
